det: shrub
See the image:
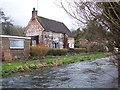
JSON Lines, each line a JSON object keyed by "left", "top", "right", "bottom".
{"left": 87, "top": 44, "right": 106, "bottom": 52}
{"left": 47, "top": 48, "right": 68, "bottom": 56}
{"left": 69, "top": 48, "right": 86, "bottom": 53}
{"left": 30, "top": 44, "right": 50, "bottom": 58}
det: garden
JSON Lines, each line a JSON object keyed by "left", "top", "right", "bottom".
{"left": 0, "top": 44, "right": 112, "bottom": 77}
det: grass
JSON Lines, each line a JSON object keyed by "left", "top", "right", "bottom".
{"left": 1, "top": 52, "right": 112, "bottom": 77}
{"left": 44, "top": 52, "right": 111, "bottom": 64}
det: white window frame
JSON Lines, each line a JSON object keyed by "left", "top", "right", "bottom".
{"left": 32, "top": 40, "right": 36, "bottom": 46}
{"left": 49, "top": 31, "right": 52, "bottom": 36}
{"left": 59, "top": 42, "right": 63, "bottom": 48}
{"left": 9, "top": 39, "right": 24, "bottom": 49}
{"left": 60, "top": 33, "right": 62, "bottom": 38}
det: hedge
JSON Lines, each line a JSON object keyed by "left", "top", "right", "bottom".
{"left": 68, "top": 48, "right": 86, "bottom": 53}
{"left": 47, "top": 48, "right": 68, "bottom": 56}
{"left": 30, "top": 44, "right": 105, "bottom": 58}
{"left": 30, "top": 46, "right": 87, "bottom": 57}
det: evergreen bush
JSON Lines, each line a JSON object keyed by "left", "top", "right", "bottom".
{"left": 68, "top": 48, "right": 86, "bottom": 53}
{"left": 47, "top": 48, "right": 68, "bottom": 56}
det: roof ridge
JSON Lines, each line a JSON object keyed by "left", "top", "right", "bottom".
{"left": 37, "top": 16, "right": 74, "bottom": 37}
{"left": 38, "top": 16, "right": 71, "bottom": 33}
{"left": 38, "top": 16, "right": 63, "bottom": 24}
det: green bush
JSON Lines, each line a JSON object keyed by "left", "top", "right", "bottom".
{"left": 69, "top": 48, "right": 86, "bottom": 53}
{"left": 47, "top": 48, "right": 68, "bottom": 56}
{"left": 30, "top": 44, "right": 50, "bottom": 58}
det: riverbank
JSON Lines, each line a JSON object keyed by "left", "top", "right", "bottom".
{"left": 1, "top": 52, "right": 112, "bottom": 77}
{"left": 2, "top": 55, "right": 118, "bottom": 88}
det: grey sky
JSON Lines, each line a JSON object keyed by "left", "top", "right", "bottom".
{"left": 0, "top": 0, "right": 77, "bottom": 30}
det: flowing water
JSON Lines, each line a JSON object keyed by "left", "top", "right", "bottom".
{"left": 1, "top": 56, "right": 118, "bottom": 88}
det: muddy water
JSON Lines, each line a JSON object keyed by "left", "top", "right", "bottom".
{"left": 1, "top": 56, "right": 118, "bottom": 88}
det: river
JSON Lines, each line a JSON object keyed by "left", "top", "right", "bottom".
{"left": 1, "top": 56, "right": 118, "bottom": 88}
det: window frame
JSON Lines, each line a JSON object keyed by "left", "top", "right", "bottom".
{"left": 9, "top": 39, "right": 24, "bottom": 49}
{"left": 60, "top": 33, "right": 62, "bottom": 38}
{"left": 49, "top": 31, "right": 52, "bottom": 36}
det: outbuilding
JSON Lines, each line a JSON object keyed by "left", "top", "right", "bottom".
{"left": 0, "top": 35, "right": 31, "bottom": 61}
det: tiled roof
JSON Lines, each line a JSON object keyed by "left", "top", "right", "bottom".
{"left": 37, "top": 16, "right": 74, "bottom": 37}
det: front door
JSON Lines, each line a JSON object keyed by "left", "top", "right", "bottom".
{"left": 55, "top": 43, "right": 58, "bottom": 48}
{"left": 31, "top": 35, "right": 39, "bottom": 46}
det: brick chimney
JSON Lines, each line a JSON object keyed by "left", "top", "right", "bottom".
{"left": 32, "top": 8, "right": 37, "bottom": 19}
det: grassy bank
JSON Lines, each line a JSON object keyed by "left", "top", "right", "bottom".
{"left": 1, "top": 52, "right": 112, "bottom": 77}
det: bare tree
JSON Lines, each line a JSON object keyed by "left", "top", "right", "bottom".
{"left": 55, "top": 0, "right": 120, "bottom": 52}
{"left": 54, "top": 0, "right": 120, "bottom": 86}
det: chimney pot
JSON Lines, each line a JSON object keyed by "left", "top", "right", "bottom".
{"left": 32, "top": 8, "right": 37, "bottom": 19}
{"left": 33, "top": 8, "right": 35, "bottom": 11}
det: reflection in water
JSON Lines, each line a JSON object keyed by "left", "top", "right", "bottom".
{"left": 2, "top": 56, "right": 118, "bottom": 88}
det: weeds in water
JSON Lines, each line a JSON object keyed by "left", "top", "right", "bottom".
{"left": 60, "top": 77, "right": 70, "bottom": 81}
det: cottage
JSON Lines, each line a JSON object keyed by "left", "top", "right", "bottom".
{"left": 25, "top": 8, "right": 74, "bottom": 48}
{"left": 0, "top": 35, "right": 31, "bottom": 61}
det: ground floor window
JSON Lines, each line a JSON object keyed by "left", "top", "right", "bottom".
{"left": 69, "top": 43, "right": 74, "bottom": 48}
{"left": 32, "top": 40, "right": 36, "bottom": 46}
{"left": 49, "top": 42, "right": 52, "bottom": 48}
{"left": 10, "top": 39, "right": 24, "bottom": 49}
{"left": 60, "top": 43, "right": 63, "bottom": 49}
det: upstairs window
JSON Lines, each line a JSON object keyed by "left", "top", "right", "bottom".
{"left": 60, "top": 33, "right": 62, "bottom": 38}
{"left": 49, "top": 32, "right": 52, "bottom": 36}
{"left": 10, "top": 39, "right": 24, "bottom": 49}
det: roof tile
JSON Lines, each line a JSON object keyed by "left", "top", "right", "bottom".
{"left": 37, "top": 16, "right": 74, "bottom": 37}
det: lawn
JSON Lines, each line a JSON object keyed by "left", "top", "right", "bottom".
{"left": 44, "top": 52, "right": 112, "bottom": 64}
{"left": 1, "top": 52, "right": 112, "bottom": 77}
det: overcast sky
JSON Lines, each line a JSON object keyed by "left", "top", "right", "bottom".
{"left": 0, "top": 0, "right": 78, "bottom": 30}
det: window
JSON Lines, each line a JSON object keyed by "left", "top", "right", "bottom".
{"left": 59, "top": 42, "right": 63, "bottom": 49}
{"left": 49, "top": 43, "right": 52, "bottom": 48}
{"left": 71, "top": 44, "right": 72, "bottom": 48}
{"left": 32, "top": 40, "right": 36, "bottom": 46}
{"left": 60, "top": 33, "right": 62, "bottom": 38}
{"left": 49, "top": 32, "right": 52, "bottom": 36}
{"left": 69, "top": 43, "right": 73, "bottom": 48}
{"left": 10, "top": 39, "right": 24, "bottom": 49}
